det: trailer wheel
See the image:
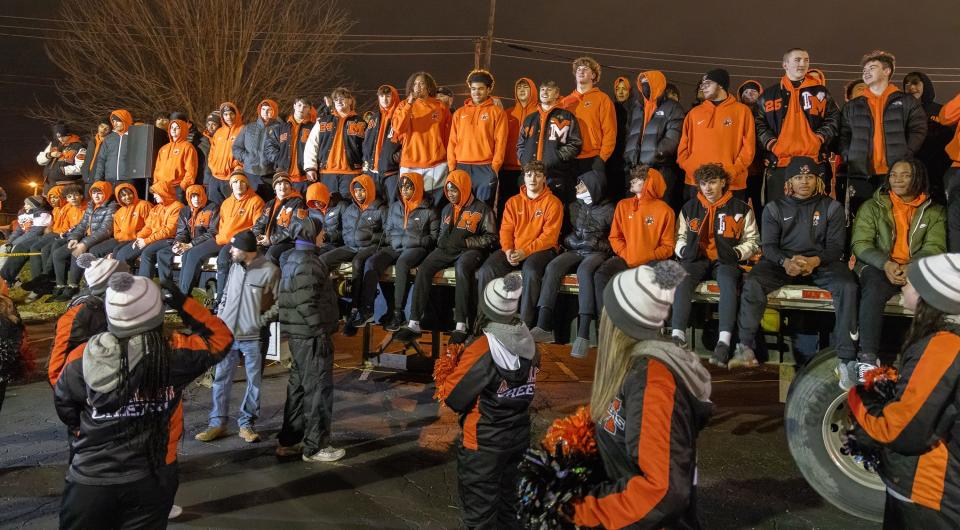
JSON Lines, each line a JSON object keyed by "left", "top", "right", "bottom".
{"left": 784, "top": 348, "right": 884, "bottom": 522}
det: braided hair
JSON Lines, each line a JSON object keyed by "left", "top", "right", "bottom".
{"left": 115, "top": 329, "right": 171, "bottom": 473}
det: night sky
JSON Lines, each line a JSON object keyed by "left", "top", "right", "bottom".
{"left": 1, "top": 0, "right": 958, "bottom": 209}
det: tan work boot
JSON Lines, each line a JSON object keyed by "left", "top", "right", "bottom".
{"left": 276, "top": 442, "right": 304, "bottom": 457}
{"left": 238, "top": 426, "right": 261, "bottom": 443}
{"left": 194, "top": 426, "right": 227, "bottom": 442}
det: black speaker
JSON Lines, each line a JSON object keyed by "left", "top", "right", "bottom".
{"left": 124, "top": 124, "right": 166, "bottom": 180}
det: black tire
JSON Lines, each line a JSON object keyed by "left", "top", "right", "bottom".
{"left": 784, "top": 348, "right": 885, "bottom": 522}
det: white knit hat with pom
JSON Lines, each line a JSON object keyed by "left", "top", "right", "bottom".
{"left": 104, "top": 272, "right": 165, "bottom": 338}
{"left": 77, "top": 253, "right": 128, "bottom": 295}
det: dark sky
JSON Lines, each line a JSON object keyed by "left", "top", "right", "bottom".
{"left": 2, "top": 0, "right": 959, "bottom": 209}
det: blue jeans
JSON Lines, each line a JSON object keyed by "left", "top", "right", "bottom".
{"left": 209, "top": 339, "right": 262, "bottom": 428}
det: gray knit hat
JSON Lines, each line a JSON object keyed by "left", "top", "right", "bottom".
{"left": 481, "top": 272, "right": 523, "bottom": 324}
{"left": 77, "top": 253, "right": 128, "bottom": 296}
{"left": 105, "top": 273, "right": 165, "bottom": 338}
{"left": 603, "top": 261, "right": 687, "bottom": 339}
{"left": 908, "top": 253, "right": 960, "bottom": 315}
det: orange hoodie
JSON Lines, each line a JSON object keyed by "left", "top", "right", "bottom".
{"left": 110, "top": 109, "right": 133, "bottom": 134}
{"left": 609, "top": 168, "right": 676, "bottom": 267}
{"left": 889, "top": 191, "right": 928, "bottom": 264}
{"left": 47, "top": 186, "right": 68, "bottom": 233}
{"left": 216, "top": 174, "right": 265, "bottom": 245}
{"left": 306, "top": 182, "right": 331, "bottom": 212}
{"left": 58, "top": 195, "right": 87, "bottom": 235}
{"left": 864, "top": 84, "right": 900, "bottom": 175}
{"left": 286, "top": 106, "right": 317, "bottom": 180}
{"left": 504, "top": 78, "right": 539, "bottom": 170}
{"left": 399, "top": 172, "right": 425, "bottom": 228}
{"left": 370, "top": 85, "right": 400, "bottom": 173}
{"left": 137, "top": 182, "right": 184, "bottom": 245}
{"left": 771, "top": 74, "right": 825, "bottom": 167}
{"left": 500, "top": 185, "right": 563, "bottom": 256}
{"left": 392, "top": 96, "right": 452, "bottom": 168}
{"left": 446, "top": 169, "right": 473, "bottom": 220}
{"left": 938, "top": 91, "right": 960, "bottom": 167}
{"left": 112, "top": 183, "right": 151, "bottom": 241}
{"left": 448, "top": 95, "right": 509, "bottom": 171}
{"left": 637, "top": 71, "right": 667, "bottom": 133}
{"left": 350, "top": 173, "right": 378, "bottom": 211}
{"left": 677, "top": 95, "right": 756, "bottom": 190}
{"left": 208, "top": 102, "right": 244, "bottom": 181}
{"left": 154, "top": 119, "right": 199, "bottom": 190}
{"left": 561, "top": 86, "right": 617, "bottom": 161}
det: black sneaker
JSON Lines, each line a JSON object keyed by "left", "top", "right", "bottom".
{"left": 710, "top": 343, "right": 731, "bottom": 368}
{"left": 394, "top": 325, "right": 422, "bottom": 343}
{"left": 349, "top": 310, "right": 374, "bottom": 329}
{"left": 449, "top": 329, "right": 468, "bottom": 345}
{"left": 52, "top": 286, "right": 78, "bottom": 302}
{"left": 384, "top": 310, "right": 405, "bottom": 332}
{"left": 342, "top": 310, "right": 361, "bottom": 337}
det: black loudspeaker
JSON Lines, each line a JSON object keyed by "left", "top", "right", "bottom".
{"left": 125, "top": 124, "right": 166, "bottom": 180}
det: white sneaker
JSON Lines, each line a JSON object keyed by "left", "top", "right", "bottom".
{"left": 168, "top": 504, "right": 183, "bottom": 520}
{"left": 303, "top": 445, "right": 346, "bottom": 463}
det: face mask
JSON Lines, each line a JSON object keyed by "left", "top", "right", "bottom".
{"left": 576, "top": 190, "right": 593, "bottom": 205}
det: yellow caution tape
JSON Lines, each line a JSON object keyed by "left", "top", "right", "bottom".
{"left": 0, "top": 252, "right": 41, "bottom": 257}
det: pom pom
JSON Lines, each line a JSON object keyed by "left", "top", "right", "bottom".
{"left": 863, "top": 365, "right": 899, "bottom": 398}
{"left": 502, "top": 271, "right": 523, "bottom": 293}
{"left": 108, "top": 272, "right": 135, "bottom": 293}
{"left": 433, "top": 342, "right": 464, "bottom": 404}
{"left": 542, "top": 406, "right": 597, "bottom": 457}
{"left": 840, "top": 365, "right": 899, "bottom": 473}
{"left": 76, "top": 253, "right": 97, "bottom": 269}
{"left": 652, "top": 260, "right": 686, "bottom": 290}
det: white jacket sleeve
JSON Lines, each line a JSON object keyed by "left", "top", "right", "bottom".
{"left": 735, "top": 208, "right": 760, "bottom": 261}
{"left": 675, "top": 211, "right": 688, "bottom": 258}
{"left": 36, "top": 143, "right": 52, "bottom": 166}
{"left": 303, "top": 124, "right": 321, "bottom": 171}
{"left": 63, "top": 147, "right": 85, "bottom": 176}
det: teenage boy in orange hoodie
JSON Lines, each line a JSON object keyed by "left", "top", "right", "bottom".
{"left": 159, "top": 185, "right": 219, "bottom": 286}
{"left": 476, "top": 160, "right": 563, "bottom": 328}
{"left": 154, "top": 118, "right": 199, "bottom": 203}
{"left": 362, "top": 86, "right": 402, "bottom": 204}
{"left": 301, "top": 182, "right": 344, "bottom": 255}
{"left": 940, "top": 90, "right": 960, "bottom": 251}
{"left": 501, "top": 78, "right": 538, "bottom": 217}
{"left": 447, "top": 69, "right": 509, "bottom": 208}
{"left": 252, "top": 172, "right": 306, "bottom": 264}
{"left": 393, "top": 71, "right": 453, "bottom": 206}
{"left": 305, "top": 88, "right": 367, "bottom": 201}
{"left": 677, "top": 69, "right": 756, "bottom": 203}
{"left": 265, "top": 97, "right": 316, "bottom": 196}
{"left": 562, "top": 57, "right": 617, "bottom": 182}
{"left": 840, "top": 51, "right": 926, "bottom": 216}
{"left": 178, "top": 171, "right": 264, "bottom": 300}
{"left": 671, "top": 164, "right": 759, "bottom": 366}
{"left": 756, "top": 48, "right": 840, "bottom": 205}
{"left": 518, "top": 80, "right": 583, "bottom": 204}
{"left": 90, "top": 183, "right": 151, "bottom": 258}
{"left": 206, "top": 102, "right": 244, "bottom": 206}
{"left": 114, "top": 182, "right": 183, "bottom": 276}
{"left": 234, "top": 98, "right": 280, "bottom": 200}
{"left": 51, "top": 181, "right": 118, "bottom": 300}
{"left": 594, "top": 165, "right": 676, "bottom": 316}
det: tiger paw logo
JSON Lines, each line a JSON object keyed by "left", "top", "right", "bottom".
{"left": 583, "top": 100, "right": 592, "bottom": 108}
{"left": 723, "top": 118, "right": 733, "bottom": 126}
{"left": 813, "top": 210, "right": 821, "bottom": 226}
{"left": 431, "top": 111, "right": 439, "bottom": 121}
{"left": 602, "top": 397, "right": 625, "bottom": 435}
{"left": 645, "top": 215, "right": 654, "bottom": 225}
{"left": 480, "top": 112, "right": 489, "bottom": 121}
{"left": 535, "top": 208, "right": 544, "bottom": 217}
{"left": 688, "top": 218, "right": 700, "bottom": 231}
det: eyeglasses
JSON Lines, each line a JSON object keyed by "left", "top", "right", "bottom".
{"left": 399, "top": 181, "right": 415, "bottom": 190}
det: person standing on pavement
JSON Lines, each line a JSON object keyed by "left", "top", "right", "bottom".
{"left": 195, "top": 230, "right": 279, "bottom": 444}
{"left": 276, "top": 217, "right": 346, "bottom": 462}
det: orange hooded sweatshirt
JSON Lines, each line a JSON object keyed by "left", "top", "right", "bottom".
{"left": 677, "top": 95, "right": 756, "bottom": 190}
{"left": 637, "top": 71, "right": 667, "bottom": 132}
{"left": 864, "top": 84, "right": 900, "bottom": 175}
{"left": 399, "top": 172, "right": 425, "bottom": 228}
{"left": 57, "top": 194, "right": 87, "bottom": 235}
{"left": 392, "top": 95, "right": 452, "bottom": 168}
{"left": 938, "top": 91, "right": 960, "bottom": 167}
{"left": 770, "top": 74, "right": 825, "bottom": 167}
{"left": 504, "top": 78, "right": 539, "bottom": 171}
{"left": 446, "top": 169, "right": 474, "bottom": 220}
{"left": 500, "top": 185, "right": 563, "bottom": 256}
{"left": 208, "top": 102, "right": 244, "bottom": 181}
{"left": 448, "top": 93, "right": 509, "bottom": 171}
{"left": 561, "top": 86, "right": 617, "bottom": 161}
{"left": 216, "top": 173, "right": 265, "bottom": 245}
{"left": 112, "top": 183, "right": 151, "bottom": 241}
{"left": 154, "top": 119, "right": 199, "bottom": 190}
{"left": 306, "top": 182, "right": 331, "bottom": 212}
{"left": 370, "top": 85, "right": 400, "bottom": 173}
{"left": 137, "top": 182, "right": 184, "bottom": 245}
{"left": 286, "top": 106, "right": 318, "bottom": 181}
{"left": 47, "top": 186, "right": 70, "bottom": 233}
{"left": 609, "top": 168, "right": 676, "bottom": 267}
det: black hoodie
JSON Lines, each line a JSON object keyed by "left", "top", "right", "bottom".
{"left": 563, "top": 169, "right": 615, "bottom": 255}
{"left": 906, "top": 71, "right": 953, "bottom": 187}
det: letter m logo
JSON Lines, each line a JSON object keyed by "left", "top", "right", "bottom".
{"left": 548, "top": 118, "right": 571, "bottom": 143}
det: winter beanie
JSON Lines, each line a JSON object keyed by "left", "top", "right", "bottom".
{"left": 272, "top": 171, "right": 292, "bottom": 187}
{"left": 105, "top": 273, "right": 165, "bottom": 338}
{"left": 231, "top": 230, "right": 258, "bottom": 252}
{"left": 481, "top": 272, "right": 523, "bottom": 324}
{"left": 77, "top": 253, "right": 129, "bottom": 296}
{"left": 603, "top": 261, "right": 687, "bottom": 339}
{"left": 908, "top": 253, "right": 960, "bottom": 315}
{"left": 786, "top": 156, "right": 818, "bottom": 178}
{"left": 703, "top": 69, "right": 730, "bottom": 91}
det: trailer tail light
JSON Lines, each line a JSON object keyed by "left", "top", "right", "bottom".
{"left": 707, "top": 284, "right": 721, "bottom": 293}
{"left": 801, "top": 289, "right": 833, "bottom": 300}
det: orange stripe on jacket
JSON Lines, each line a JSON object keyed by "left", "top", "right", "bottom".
{"left": 573, "top": 359, "right": 676, "bottom": 529}
{"left": 677, "top": 95, "right": 756, "bottom": 190}
{"left": 912, "top": 441, "right": 948, "bottom": 510}
{"left": 48, "top": 306, "right": 83, "bottom": 387}
{"left": 500, "top": 186, "right": 563, "bottom": 256}
{"left": 561, "top": 87, "right": 617, "bottom": 161}
{"left": 864, "top": 84, "right": 899, "bottom": 175}
{"left": 442, "top": 336, "right": 490, "bottom": 450}
{"left": 392, "top": 96, "right": 451, "bottom": 168}
{"left": 609, "top": 169, "right": 676, "bottom": 267}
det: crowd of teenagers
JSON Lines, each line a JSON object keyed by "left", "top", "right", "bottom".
{"left": 2, "top": 45, "right": 960, "bottom": 528}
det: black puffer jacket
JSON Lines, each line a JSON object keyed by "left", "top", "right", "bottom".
{"left": 840, "top": 89, "right": 927, "bottom": 177}
{"left": 755, "top": 76, "right": 841, "bottom": 165}
{"left": 252, "top": 194, "right": 306, "bottom": 245}
{"left": 385, "top": 198, "right": 439, "bottom": 251}
{"left": 563, "top": 170, "right": 614, "bottom": 255}
{"left": 279, "top": 241, "right": 340, "bottom": 336}
{"left": 341, "top": 199, "right": 387, "bottom": 250}
{"left": 67, "top": 183, "right": 118, "bottom": 248}
{"left": 623, "top": 71, "right": 685, "bottom": 168}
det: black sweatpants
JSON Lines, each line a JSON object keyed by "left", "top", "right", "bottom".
{"left": 134, "top": 240, "right": 174, "bottom": 279}
{"left": 320, "top": 246, "right": 378, "bottom": 310}
{"left": 857, "top": 265, "right": 903, "bottom": 358}
{"left": 278, "top": 333, "right": 334, "bottom": 455}
{"left": 672, "top": 260, "right": 742, "bottom": 335}
{"left": 537, "top": 251, "right": 608, "bottom": 326}
{"left": 477, "top": 249, "right": 556, "bottom": 327}
{"left": 738, "top": 259, "right": 858, "bottom": 360}
{"left": 59, "top": 463, "right": 178, "bottom": 530}
{"left": 360, "top": 247, "right": 429, "bottom": 314}
{"left": 30, "top": 233, "right": 62, "bottom": 279}
{"left": 409, "top": 248, "right": 485, "bottom": 325}
{"left": 945, "top": 167, "right": 960, "bottom": 252}
{"left": 177, "top": 239, "right": 226, "bottom": 296}
{"left": 457, "top": 442, "right": 524, "bottom": 530}
{"left": 594, "top": 256, "right": 630, "bottom": 318}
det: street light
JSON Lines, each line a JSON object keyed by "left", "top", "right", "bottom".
{"left": 28, "top": 182, "right": 38, "bottom": 196}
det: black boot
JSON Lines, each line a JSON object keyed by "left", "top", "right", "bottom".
{"left": 384, "top": 310, "right": 405, "bottom": 332}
